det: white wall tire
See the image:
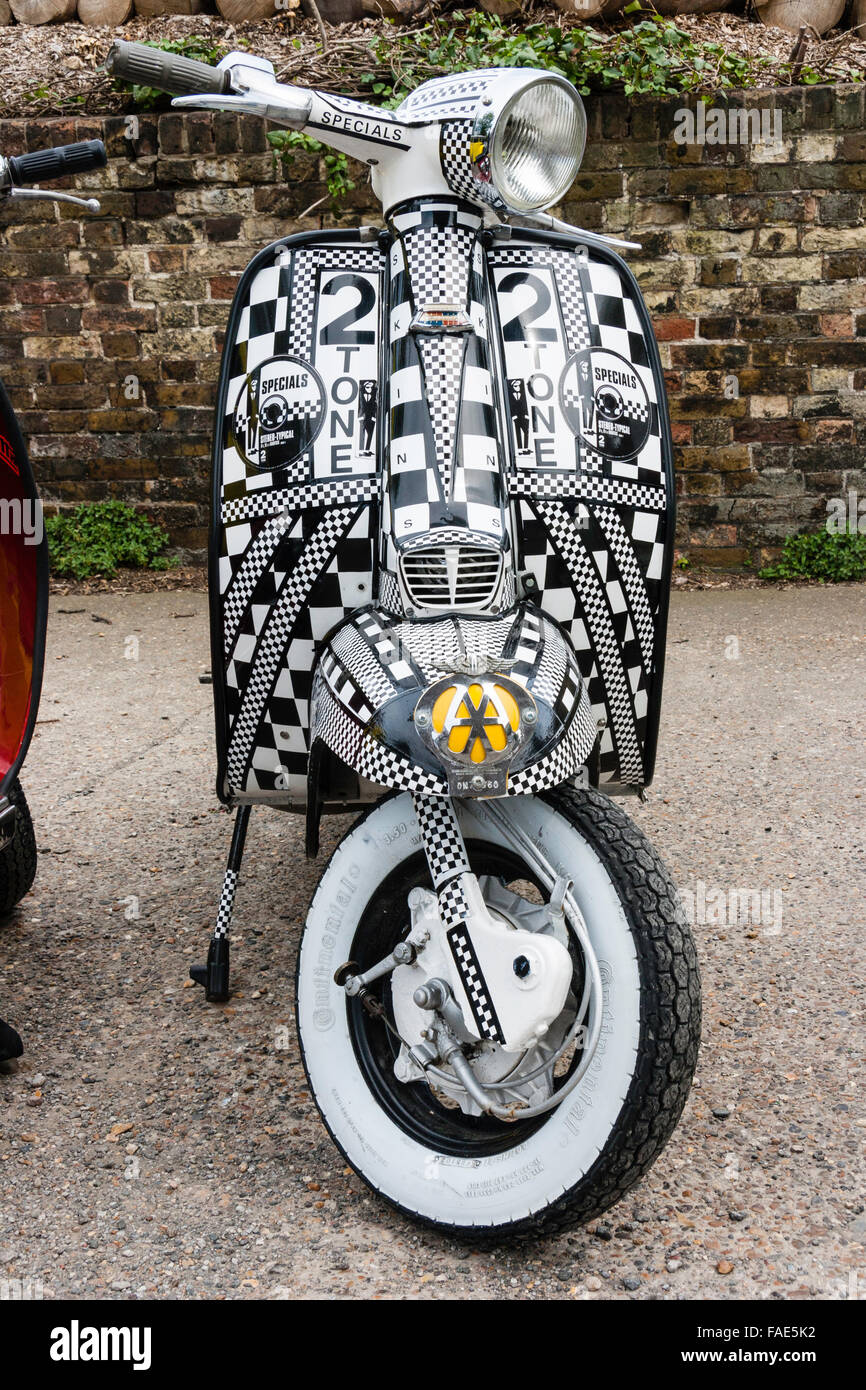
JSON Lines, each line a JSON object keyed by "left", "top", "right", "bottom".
{"left": 295, "top": 788, "right": 700, "bottom": 1237}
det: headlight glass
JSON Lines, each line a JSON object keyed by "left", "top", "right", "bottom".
{"left": 490, "top": 80, "right": 585, "bottom": 212}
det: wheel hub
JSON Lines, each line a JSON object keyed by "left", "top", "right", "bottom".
{"left": 390, "top": 877, "right": 577, "bottom": 1116}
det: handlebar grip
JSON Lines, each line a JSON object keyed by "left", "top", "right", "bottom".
{"left": 107, "top": 40, "right": 231, "bottom": 98}
{"left": 7, "top": 140, "right": 107, "bottom": 187}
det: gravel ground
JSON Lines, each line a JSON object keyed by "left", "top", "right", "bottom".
{"left": 0, "top": 584, "right": 863, "bottom": 1301}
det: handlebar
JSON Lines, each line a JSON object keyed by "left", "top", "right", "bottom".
{"left": 7, "top": 140, "right": 106, "bottom": 188}
{"left": 108, "top": 40, "right": 231, "bottom": 98}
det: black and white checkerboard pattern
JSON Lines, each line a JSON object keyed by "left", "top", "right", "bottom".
{"left": 486, "top": 238, "right": 673, "bottom": 787}
{"left": 224, "top": 505, "right": 370, "bottom": 797}
{"left": 392, "top": 208, "right": 479, "bottom": 310}
{"left": 222, "top": 513, "right": 291, "bottom": 657}
{"left": 220, "top": 242, "right": 382, "bottom": 515}
{"left": 221, "top": 475, "right": 378, "bottom": 528}
{"left": 409, "top": 791, "right": 507, "bottom": 1044}
{"left": 437, "top": 878, "right": 470, "bottom": 931}
{"left": 356, "top": 737, "right": 448, "bottom": 796}
{"left": 307, "top": 602, "right": 599, "bottom": 800}
{"left": 213, "top": 868, "right": 239, "bottom": 943}
{"left": 510, "top": 470, "right": 666, "bottom": 512}
{"left": 525, "top": 498, "right": 647, "bottom": 785}
{"left": 412, "top": 793, "right": 470, "bottom": 887}
{"left": 397, "top": 71, "right": 504, "bottom": 122}
{"left": 445, "top": 919, "right": 506, "bottom": 1044}
{"left": 488, "top": 245, "right": 594, "bottom": 359}
{"left": 388, "top": 610, "right": 515, "bottom": 683}
{"left": 386, "top": 201, "right": 507, "bottom": 548}
{"left": 216, "top": 221, "right": 670, "bottom": 802}
{"left": 417, "top": 335, "right": 465, "bottom": 497}
{"left": 594, "top": 505, "right": 657, "bottom": 671}
{"left": 215, "top": 237, "right": 387, "bottom": 802}
{"left": 508, "top": 690, "right": 598, "bottom": 795}
{"left": 439, "top": 120, "right": 484, "bottom": 204}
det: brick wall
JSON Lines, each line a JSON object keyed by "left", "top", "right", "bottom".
{"left": 0, "top": 82, "right": 863, "bottom": 566}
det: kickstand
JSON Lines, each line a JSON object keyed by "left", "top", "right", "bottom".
{"left": 190, "top": 804, "right": 251, "bottom": 1003}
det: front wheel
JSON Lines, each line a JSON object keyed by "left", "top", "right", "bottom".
{"left": 0, "top": 779, "right": 37, "bottom": 918}
{"left": 295, "top": 787, "right": 700, "bottom": 1237}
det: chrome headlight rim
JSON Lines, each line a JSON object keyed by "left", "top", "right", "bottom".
{"left": 470, "top": 71, "right": 586, "bottom": 214}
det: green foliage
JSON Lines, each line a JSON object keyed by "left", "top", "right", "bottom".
{"left": 267, "top": 130, "right": 356, "bottom": 208}
{"left": 759, "top": 529, "right": 866, "bottom": 584}
{"left": 46, "top": 501, "right": 178, "bottom": 580}
{"left": 114, "top": 37, "right": 229, "bottom": 110}
{"left": 675, "top": 554, "right": 690, "bottom": 569}
{"left": 364, "top": 11, "right": 761, "bottom": 102}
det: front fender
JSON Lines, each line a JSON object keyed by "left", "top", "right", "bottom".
{"left": 308, "top": 601, "right": 598, "bottom": 801}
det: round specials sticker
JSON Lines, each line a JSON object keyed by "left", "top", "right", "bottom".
{"left": 232, "top": 355, "right": 326, "bottom": 472}
{"left": 559, "top": 347, "right": 651, "bottom": 461}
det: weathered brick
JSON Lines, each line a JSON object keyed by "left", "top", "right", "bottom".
{"left": 0, "top": 98, "right": 856, "bottom": 569}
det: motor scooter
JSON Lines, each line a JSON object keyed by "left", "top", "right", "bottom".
{"left": 0, "top": 138, "right": 105, "bottom": 1058}
{"left": 108, "top": 40, "right": 700, "bottom": 1236}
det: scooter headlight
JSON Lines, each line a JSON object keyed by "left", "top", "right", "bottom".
{"left": 471, "top": 73, "right": 586, "bottom": 213}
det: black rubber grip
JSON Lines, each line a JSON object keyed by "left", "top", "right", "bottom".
{"left": 7, "top": 140, "right": 107, "bottom": 187}
{"left": 107, "top": 40, "right": 230, "bottom": 98}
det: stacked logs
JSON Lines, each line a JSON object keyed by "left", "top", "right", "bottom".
{"left": 0, "top": 0, "right": 858, "bottom": 39}
{"left": 2, "top": 0, "right": 278, "bottom": 23}
{"left": 548, "top": 0, "right": 845, "bottom": 31}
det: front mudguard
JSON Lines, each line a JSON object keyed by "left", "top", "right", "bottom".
{"left": 307, "top": 602, "right": 598, "bottom": 807}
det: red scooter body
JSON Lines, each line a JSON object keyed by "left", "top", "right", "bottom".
{"left": 0, "top": 377, "right": 48, "bottom": 803}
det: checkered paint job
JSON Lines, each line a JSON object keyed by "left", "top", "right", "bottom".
{"left": 377, "top": 569, "right": 401, "bottom": 615}
{"left": 508, "top": 692, "right": 597, "bottom": 794}
{"left": 213, "top": 868, "right": 239, "bottom": 942}
{"left": 221, "top": 475, "right": 378, "bottom": 526}
{"left": 487, "top": 236, "right": 673, "bottom": 787}
{"left": 409, "top": 792, "right": 506, "bottom": 1043}
{"left": 528, "top": 499, "right": 645, "bottom": 784}
{"left": 395, "top": 213, "right": 478, "bottom": 309}
{"left": 447, "top": 920, "right": 506, "bottom": 1043}
{"left": 219, "top": 241, "right": 383, "bottom": 517}
{"left": 225, "top": 505, "right": 364, "bottom": 794}
{"left": 437, "top": 878, "right": 470, "bottom": 931}
{"left": 417, "top": 335, "right": 465, "bottom": 497}
{"left": 594, "top": 505, "right": 657, "bottom": 670}
{"left": 413, "top": 794, "right": 470, "bottom": 886}
{"left": 397, "top": 72, "right": 503, "bottom": 122}
{"left": 222, "top": 513, "right": 290, "bottom": 656}
{"left": 215, "top": 218, "right": 671, "bottom": 805}
{"left": 356, "top": 737, "right": 448, "bottom": 795}
{"left": 386, "top": 201, "right": 508, "bottom": 549}
{"left": 214, "top": 236, "right": 387, "bottom": 803}
{"left": 389, "top": 611, "right": 516, "bottom": 683}
{"left": 308, "top": 603, "right": 598, "bottom": 800}
{"left": 510, "top": 470, "right": 665, "bottom": 512}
